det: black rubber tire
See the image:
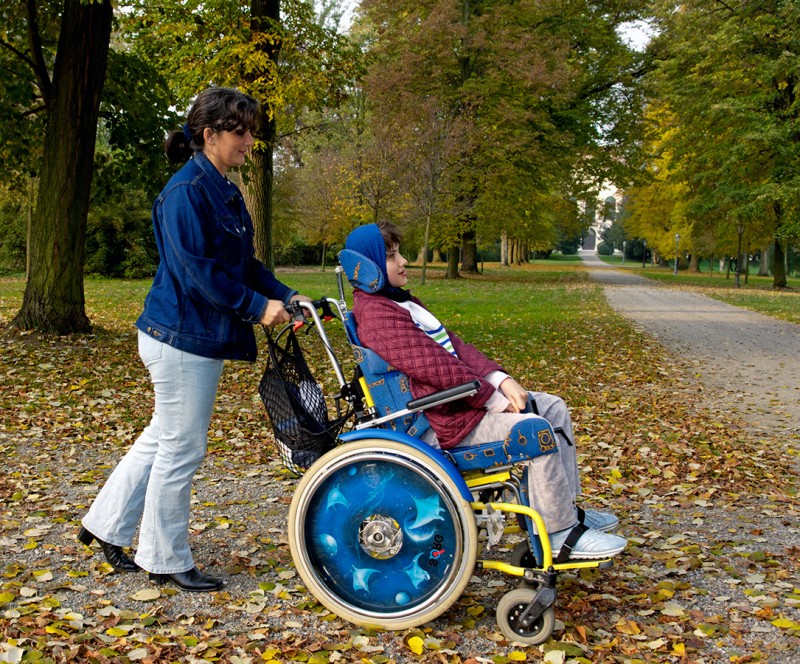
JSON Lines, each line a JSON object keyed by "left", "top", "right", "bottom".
{"left": 496, "top": 587, "right": 556, "bottom": 645}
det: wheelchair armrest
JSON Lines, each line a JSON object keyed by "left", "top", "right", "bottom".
{"left": 353, "top": 380, "right": 481, "bottom": 431}
{"left": 406, "top": 381, "right": 481, "bottom": 411}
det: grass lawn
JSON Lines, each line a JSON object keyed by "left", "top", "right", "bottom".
{"left": 2, "top": 260, "right": 798, "bottom": 662}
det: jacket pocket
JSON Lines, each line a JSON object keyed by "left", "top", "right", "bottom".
{"left": 216, "top": 214, "right": 247, "bottom": 264}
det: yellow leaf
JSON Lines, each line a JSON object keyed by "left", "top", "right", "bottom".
{"left": 45, "top": 626, "right": 69, "bottom": 637}
{"left": 615, "top": 618, "right": 641, "bottom": 635}
{"left": 772, "top": 617, "right": 798, "bottom": 629}
{"left": 509, "top": 652, "right": 527, "bottom": 661}
{"left": 406, "top": 636, "right": 424, "bottom": 655}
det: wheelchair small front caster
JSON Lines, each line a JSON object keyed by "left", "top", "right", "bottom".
{"left": 510, "top": 540, "right": 539, "bottom": 570}
{"left": 496, "top": 587, "right": 556, "bottom": 645}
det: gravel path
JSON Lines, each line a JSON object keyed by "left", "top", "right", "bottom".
{"left": 580, "top": 251, "right": 800, "bottom": 440}
{"left": 581, "top": 251, "right": 800, "bottom": 662}
{"left": 3, "top": 262, "right": 800, "bottom": 663}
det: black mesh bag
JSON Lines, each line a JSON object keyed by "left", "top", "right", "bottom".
{"left": 258, "top": 327, "right": 346, "bottom": 475}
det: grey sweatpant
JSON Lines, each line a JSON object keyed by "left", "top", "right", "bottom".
{"left": 423, "top": 391, "right": 580, "bottom": 533}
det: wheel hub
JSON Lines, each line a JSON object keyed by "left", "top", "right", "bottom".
{"left": 359, "top": 514, "right": 403, "bottom": 559}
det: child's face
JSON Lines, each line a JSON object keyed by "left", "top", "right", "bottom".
{"left": 386, "top": 243, "right": 408, "bottom": 288}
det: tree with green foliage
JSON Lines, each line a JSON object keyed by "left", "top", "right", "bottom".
{"left": 123, "top": 0, "right": 361, "bottom": 269}
{"left": 2, "top": 0, "right": 114, "bottom": 333}
{"left": 643, "top": 0, "right": 800, "bottom": 287}
{"left": 358, "top": 0, "right": 649, "bottom": 276}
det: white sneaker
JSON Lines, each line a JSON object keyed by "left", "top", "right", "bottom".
{"left": 581, "top": 508, "right": 619, "bottom": 533}
{"left": 550, "top": 526, "right": 627, "bottom": 561}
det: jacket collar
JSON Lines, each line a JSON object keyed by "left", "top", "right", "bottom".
{"left": 192, "top": 151, "right": 241, "bottom": 203}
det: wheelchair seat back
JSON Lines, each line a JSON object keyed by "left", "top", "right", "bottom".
{"left": 342, "top": 309, "right": 431, "bottom": 439}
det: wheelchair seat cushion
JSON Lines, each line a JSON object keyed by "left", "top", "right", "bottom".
{"left": 445, "top": 416, "right": 559, "bottom": 472}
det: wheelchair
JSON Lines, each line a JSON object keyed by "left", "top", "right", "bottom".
{"left": 265, "top": 254, "right": 615, "bottom": 645}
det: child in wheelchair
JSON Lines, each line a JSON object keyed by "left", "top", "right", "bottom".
{"left": 342, "top": 221, "right": 627, "bottom": 563}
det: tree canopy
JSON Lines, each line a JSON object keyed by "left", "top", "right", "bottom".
{"left": 2, "top": 0, "right": 799, "bottom": 333}
{"left": 627, "top": 0, "right": 800, "bottom": 285}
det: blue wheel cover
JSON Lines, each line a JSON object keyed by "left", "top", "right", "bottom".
{"left": 302, "top": 456, "right": 463, "bottom": 614}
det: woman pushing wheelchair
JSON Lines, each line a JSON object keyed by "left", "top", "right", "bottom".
{"left": 342, "top": 221, "right": 626, "bottom": 562}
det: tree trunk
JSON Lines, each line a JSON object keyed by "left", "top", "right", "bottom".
{"left": 773, "top": 237, "right": 787, "bottom": 288}
{"left": 248, "top": 0, "right": 280, "bottom": 271}
{"left": 744, "top": 249, "right": 750, "bottom": 284}
{"left": 248, "top": 147, "right": 274, "bottom": 269}
{"left": 689, "top": 253, "right": 700, "bottom": 272}
{"left": 461, "top": 229, "right": 478, "bottom": 273}
{"left": 420, "top": 210, "right": 431, "bottom": 286}
{"left": 11, "top": 0, "right": 113, "bottom": 334}
{"left": 772, "top": 201, "right": 787, "bottom": 288}
{"left": 757, "top": 247, "right": 770, "bottom": 276}
{"left": 432, "top": 248, "right": 442, "bottom": 262}
{"left": 445, "top": 247, "right": 460, "bottom": 279}
{"left": 500, "top": 232, "right": 508, "bottom": 266}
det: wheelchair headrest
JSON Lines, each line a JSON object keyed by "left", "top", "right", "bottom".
{"left": 338, "top": 249, "right": 385, "bottom": 293}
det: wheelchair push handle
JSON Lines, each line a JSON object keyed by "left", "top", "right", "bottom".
{"left": 279, "top": 297, "right": 349, "bottom": 390}
{"left": 284, "top": 298, "right": 337, "bottom": 330}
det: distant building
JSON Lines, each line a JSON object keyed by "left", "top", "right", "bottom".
{"left": 581, "top": 184, "right": 619, "bottom": 251}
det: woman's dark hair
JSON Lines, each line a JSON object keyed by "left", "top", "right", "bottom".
{"left": 377, "top": 220, "right": 402, "bottom": 251}
{"left": 165, "top": 87, "right": 260, "bottom": 164}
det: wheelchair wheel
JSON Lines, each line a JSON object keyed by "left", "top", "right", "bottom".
{"left": 288, "top": 439, "right": 478, "bottom": 630}
{"left": 496, "top": 587, "right": 555, "bottom": 645}
{"left": 510, "top": 540, "right": 538, "bottom": 569}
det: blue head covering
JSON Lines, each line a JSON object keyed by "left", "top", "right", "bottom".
{"left": 341, "top": 223, "right": 411, "bottom": 302}
{"left": 344, "top": 224, "right": 388, "bottom": 285}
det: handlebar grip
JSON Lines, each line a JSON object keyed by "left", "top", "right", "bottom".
{"left": 405, "top": 380, "right": 481, "bottom": 411}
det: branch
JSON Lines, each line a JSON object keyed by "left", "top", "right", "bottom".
{"left": 276, "top": 117, "right": 344, "bottom": 141}
{"left": 0, "top": 37, "right": 36, "bottom": 69}
{"left": 25, "top": 0, "right": 52, "bottom": 107}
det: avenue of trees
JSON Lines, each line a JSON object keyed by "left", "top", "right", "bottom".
{"left": 1, "top": 0, "right": 798, "bottom": 333}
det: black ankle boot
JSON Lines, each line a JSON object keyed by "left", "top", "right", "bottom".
{"left": 149, "top": 567, "right": 223, "bottom": 593}
{"left": 78, "top": 526, "right": 140, "bottom": 573}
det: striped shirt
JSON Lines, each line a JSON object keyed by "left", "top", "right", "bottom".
{"left": 396, "top": 301, "right": 457, "bottom": 356}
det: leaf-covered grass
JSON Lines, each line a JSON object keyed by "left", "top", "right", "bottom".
{"left": 1, "top": 263, "right": 799, "bottom": 662}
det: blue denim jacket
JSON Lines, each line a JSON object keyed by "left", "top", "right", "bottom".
{"left": 136, "top": 151, "right": 296, "bottom": 361}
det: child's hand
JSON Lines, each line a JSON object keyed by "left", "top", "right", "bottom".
{"left": 499, "top": 377, "right": 528, "bottom": 413}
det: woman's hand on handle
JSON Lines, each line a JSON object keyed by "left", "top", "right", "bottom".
{"left": 260, "top": 300, "right": 292, "bottom": 327}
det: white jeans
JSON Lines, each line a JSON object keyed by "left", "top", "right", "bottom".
{"left": 82, "top": 331, "right": 224, "bottom": 574}
{"left": 424, "top": 391, "right": 580, "bottom": 533}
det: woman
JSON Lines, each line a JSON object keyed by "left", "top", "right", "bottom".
{"left": 343, "top": 222, "right": 626, "bottom": 562}
{"left": 79, "top": 87, "right": 309, "bottom": 592}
